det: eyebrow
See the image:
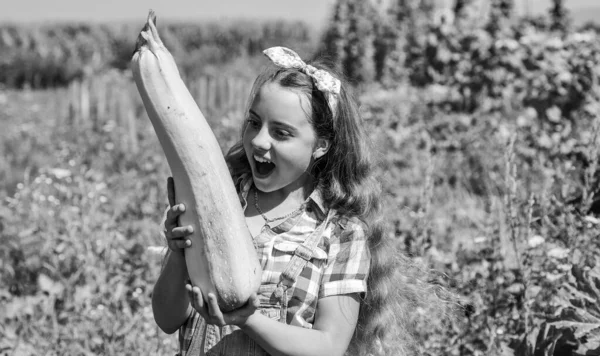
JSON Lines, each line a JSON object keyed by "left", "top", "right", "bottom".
{"left": 249, "top": 109, "right": 261, "bottom": 119}
{"left": 249, "top": 110, "right": 298, "bottom": 133}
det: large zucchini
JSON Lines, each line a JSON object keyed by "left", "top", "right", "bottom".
{"left": 131, "top": 11, "right": 261, "bottom": 311}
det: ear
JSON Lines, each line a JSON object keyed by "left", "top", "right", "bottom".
{"left": 313, "top": 138, "right": 330, "bottom": 160}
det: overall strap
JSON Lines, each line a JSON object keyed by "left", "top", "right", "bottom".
{"left": 275, "top": 208, "right": 336, "bottom": 295}
{"left": 273, "top": 209, "right": 336, "bottom": 323}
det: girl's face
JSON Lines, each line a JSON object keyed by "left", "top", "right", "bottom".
{"left": 243, "top": 82, "right": 328, "bottom": 194}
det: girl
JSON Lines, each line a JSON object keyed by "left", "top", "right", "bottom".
{"left": 153, "top": 47, "right": 450, "bottom": 356}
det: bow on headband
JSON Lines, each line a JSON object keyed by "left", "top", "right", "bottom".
{"left": 263, "top": 46, "right": 341, "bottom": 116}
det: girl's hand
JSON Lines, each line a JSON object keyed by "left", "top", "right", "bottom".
{"left": 186, "top": 284, "right": 260, "bottom": 327}
{"left": 164, "top": 177, "right": 194, "bottom": 254}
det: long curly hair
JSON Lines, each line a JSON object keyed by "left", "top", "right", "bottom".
{"left": 225, "top": 57, "right": 456, "bottom": 355}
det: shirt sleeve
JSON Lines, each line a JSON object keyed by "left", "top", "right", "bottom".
{"left": 319, "top": 218, "right": 371, "bottom": 298}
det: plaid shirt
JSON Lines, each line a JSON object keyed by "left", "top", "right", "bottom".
{"left": 179, "top": 174, "right": 370, "bottom": 351}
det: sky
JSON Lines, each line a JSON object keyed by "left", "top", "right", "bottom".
{"left": 0, "top": 0, "right": 597, "bottom": 26}
{"left": 0, "top": 0, "right": 336, "bottom": 26}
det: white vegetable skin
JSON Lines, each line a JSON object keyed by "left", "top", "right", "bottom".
{"left": 131, "top": 11, "right": 261, "bottom": 311}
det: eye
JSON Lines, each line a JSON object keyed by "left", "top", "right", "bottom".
{"left": 246, "top": 117, "right": 261, "bottom": 129}
{"left": 274, "top": 129, "right": 291, "bottom": 138}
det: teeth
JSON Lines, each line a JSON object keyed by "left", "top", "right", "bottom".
{"left": 253, "top": 155, "right": 271, "bottom": 164}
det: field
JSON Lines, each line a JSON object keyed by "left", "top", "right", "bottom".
{"left": 2, "top": 3, "right": 600, "bottom": 356}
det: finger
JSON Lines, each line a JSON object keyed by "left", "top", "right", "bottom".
{"left": 186, "top": 284, "right": 200, "bottom": 312}
{"left": 193, "top": 287, "right": 213, "bottom": 321}
{"left": 207, "top": 293, "right": 226, "bottom": 325}
{"left": 165, "top": 204, "right": 186, "bottom": 226}
{"left": 169, "top": 226, "right": 194, "bottom": 238}
{"left": 186, "top": 284, "right": 206, "bottom": 317}
{"left": 207, "top": 294, "right": 220, "bottom": 316}
{"left": 168, "top": 239, "right": 191, "bottom": 250}
{"left": 238, "top": 294, "right": 259, "bottom": 317}
{"left": 192, "top": 286, "right": 205, "bottom": 310}
{"left": 167, "top": 177, "right": 175, "bottom": 207}
{"left": 249, "top": 293, "right": 260, "bottom": 309}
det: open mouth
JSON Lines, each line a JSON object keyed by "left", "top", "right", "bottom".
{"left": 253, "top": 155, "right": 276, "bottom": 177}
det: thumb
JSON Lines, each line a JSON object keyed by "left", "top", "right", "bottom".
{"left": 249, "top": 293, "right": 260, "bottom": 308}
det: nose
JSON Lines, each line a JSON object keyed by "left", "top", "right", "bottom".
{"left": 251, "top": 126, "right": 272, "bottom": 152}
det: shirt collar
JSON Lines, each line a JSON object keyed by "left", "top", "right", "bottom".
{"left": 307, "top": 187, "right": 327, "bottom": 216}
{"left": 238, "top": 173, "right": 328, "bottom": 217}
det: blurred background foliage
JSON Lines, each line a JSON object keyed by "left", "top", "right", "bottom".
{"left": 0, "top": 18, "right": 315, "bottom": 88}
{"left": 1, "top": 0, "right": 600, "bottom": 355}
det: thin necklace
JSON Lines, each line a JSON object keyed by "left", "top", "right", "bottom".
{"left": 254, "top": 189, "right": 304, "bottom": 231}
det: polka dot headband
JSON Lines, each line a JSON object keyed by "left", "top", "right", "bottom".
{"left": 263, "top": 46, "right": 341, "bottom": 117}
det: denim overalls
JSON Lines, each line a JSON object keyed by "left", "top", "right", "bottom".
{"left": 179, "top": 209, "right": 334, "bottom": 356}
